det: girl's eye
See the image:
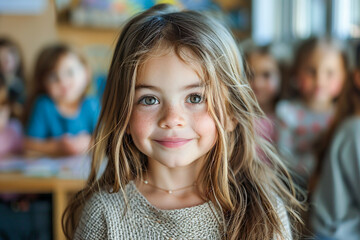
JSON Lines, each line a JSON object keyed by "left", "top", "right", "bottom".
{"left": 139, "top": 96, "right": 159, "bottom": 105}
{"left": 46, "top": 73, "right": 58, "bottom": 83}
{"left": 187, "top": 94, "right": 203, "bottom": 104}
{"left": 305, "top": 67, "right": 316, "bottom": 76}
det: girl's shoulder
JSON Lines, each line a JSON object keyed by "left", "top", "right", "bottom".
{"left": 82, "top": 95, "right": 100, "bottom": 105}
{"left": 82, "top": 181, "right": 138, "bottom": 217}
{"left": 337, "top": 116, "right": 360, "bottom": 134}
{"left": 274, "top": 196, "right": 292, "bottom": 239}
{"left": 79, "top": 95, "right": 101, "bottom": 111}
{"left": 275, "top": 100, "right": 303, "bottom": 127}
{"left": 75, "top": 186, "right": 129, "bottom": 240}
{"left": 332, "top": 117, "right": 360, "bottom": 147}
{"left": 32, "top": 94, "right": 55, "bottom": 109}
{"left": 84, "top": 182, "right": 134, "bottom": 210}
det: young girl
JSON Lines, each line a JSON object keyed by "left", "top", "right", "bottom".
{"left": 246, "top": 45, "right": 281, "bottom": 142}
{"left": 0, "top": 76, "right": 23, "bottom": 158}
{"left": 0, "top": 37, "right": 26, "bottom": 117}
{"left": 63, "top": 4, "right": 302, "bottom": 239}
{"left": 310, "top": 55, "right": 360, "bottom": 239}
{"left": 25, "top": 44, "right": 100, "bottom": 156}
{"left": 276, "top": 38, "right": 347, "bottom": 188}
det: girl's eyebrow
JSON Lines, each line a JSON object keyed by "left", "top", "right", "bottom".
{"left": 135, "top": 84, "right": 158, "bottom": 91}
{"left": 135, "top": 83, "right": 205, "bottom": 91}
{"left": 183, "top": 83, "right": 205, "bottom": 90}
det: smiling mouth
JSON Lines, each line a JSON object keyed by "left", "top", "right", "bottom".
{"left": 154, "top": 139, "right": 192, "bottom": 148}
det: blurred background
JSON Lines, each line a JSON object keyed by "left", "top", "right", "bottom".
{"left": 1, "top": 0, "right": 359, "bottom": 83}
{"left": 0, "top": 1, "right": 360, "bottom": 240}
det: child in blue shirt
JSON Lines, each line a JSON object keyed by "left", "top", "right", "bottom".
{"left": 25, "top": 43, "right": 100, "bottom": 156}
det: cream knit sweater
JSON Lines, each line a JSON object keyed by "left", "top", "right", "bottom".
{"left": 74, "top": 181, "right": 292, "bottom": 239}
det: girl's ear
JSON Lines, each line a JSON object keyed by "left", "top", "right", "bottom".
{"left": 354, "top": 70, "right": 360, "bottom": 91}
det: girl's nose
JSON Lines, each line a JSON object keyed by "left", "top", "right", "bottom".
{"left": 315, "top": 72, "right": 327, "bottom": 87}
{"left": 58, "top": 75, "right": 72, "bottom": 87}
{"left": 158, "top": 105, "right": 186, "bottom": 129}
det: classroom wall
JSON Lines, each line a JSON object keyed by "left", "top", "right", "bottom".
{"left": 0, "top": 0, "right": 57, "bottom": 80}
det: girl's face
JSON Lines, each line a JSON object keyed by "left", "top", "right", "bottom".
{"left": 248, "top": 53, "right": 280, "bottom": 107}
{"left": 297, "top": 46, "right": 345, "bottom": 104}
{"left": 129, "top": 49, "right": 217, "bottom": 169}
{"left": 0, "top": 47, "right": 19, "bottom": 76}
{"left": 45, "top": 53, "right": 89, "bottom": 104}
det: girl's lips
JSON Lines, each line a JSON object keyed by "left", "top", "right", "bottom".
{"left": 154, "top": 138, "right": 192, "bottom": 148}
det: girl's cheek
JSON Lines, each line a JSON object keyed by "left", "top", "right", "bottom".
{"left": 298, "top": 77, "right": 313, "bottom": 95}
{"left": 329, "top": 77, "right": 344, "bottom": 98}
{"left": 129, "top": 109, "right": 157, "bottom": 133}
{"left": 45, "top": 83, "right": 58, "bottom": 99}
{"left": 193, "top": 111, "right": 217, "bottom": 136}
{"left": 268, "top": 78, "right": 280, "bottom": 95}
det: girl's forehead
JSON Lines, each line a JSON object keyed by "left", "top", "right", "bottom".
{"left": 56, "top": 53, "right": 82, "bottom": 69}
{"left": 138, "top": 45, "right": 205, "bottom": 82}
{"left": 307, "top": 47, "right": 342, "bottom": 65}
{"left": 249, "top": 53, "right": 277, "bottom": 66}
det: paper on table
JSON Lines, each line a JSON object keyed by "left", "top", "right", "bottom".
{"left": 0, "top": 155, "right": 93, "bottom": 179}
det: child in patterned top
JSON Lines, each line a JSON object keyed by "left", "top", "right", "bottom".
{"left": 64, "top": 4, "right": 303, "bottom": 240}
{"left": 276, "top": 38, "right": 348, "bottom": 188}
{"left": 25, "top": 44, "right": 100, "bottom": 157}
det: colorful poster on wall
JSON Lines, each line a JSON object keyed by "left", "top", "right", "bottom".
{"left": 0, "top": 0, "right": 47, "bottom": 15}
{"left": 70, "top": 0, "right": 218, "bottom": 28}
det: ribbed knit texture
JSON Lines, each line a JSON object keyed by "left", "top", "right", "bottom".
{"left": 74, "top": 181, "right": 292, "bottom": 239}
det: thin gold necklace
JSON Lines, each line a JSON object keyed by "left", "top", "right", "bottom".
{"left": 142, "top": 179, "right": 196, "bottom": 194}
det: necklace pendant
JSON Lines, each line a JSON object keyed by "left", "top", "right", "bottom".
{"left": 168, "top": 190, "right": 173, "bottom": 194}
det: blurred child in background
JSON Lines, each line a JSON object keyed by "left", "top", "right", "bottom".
{"left": 0, "top": 76, "right": 23, "bottom": 158}
{"left": 276, "top": 38, "right": 348, "bottom": 188}
{"left": 25, "top": 43, "right": 100, "bottom": 157}
{"left": 310, "top": 47, "right": 360, "bottom": 240}
{"left": 0, "top": 37, "right": 26, "bottom": 118}
{"left": 246, "top": 46, "right": 281, "bottom": 142}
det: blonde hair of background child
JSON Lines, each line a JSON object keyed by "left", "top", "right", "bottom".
{"left": 63, "top": 4, "right": 302, "bottom": 240}
{"left": 24, "top": 43, "right": 90, "bottom": 123}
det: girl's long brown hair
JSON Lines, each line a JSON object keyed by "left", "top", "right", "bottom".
{"left": 310, "top": 66, "right": 360, "bottom": 192}
{"left": 63, "top": 4, "right": 302, "bottom": 239}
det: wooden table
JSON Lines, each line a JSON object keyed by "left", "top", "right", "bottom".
{"left": 0, "top": 173, "right": 85, "bottom": 240}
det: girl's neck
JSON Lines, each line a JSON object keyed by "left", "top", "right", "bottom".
{"left": 135, "top": 158, "right": 205, "bottom": 210}
{"left": 56, "top": 99, "right": 81, "bottom": 116}
{"left": 145, "top": 159, "right": 201, "bottom": 190}
{"left": 305, "top": 99, "right": 333, "bottom": 113}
